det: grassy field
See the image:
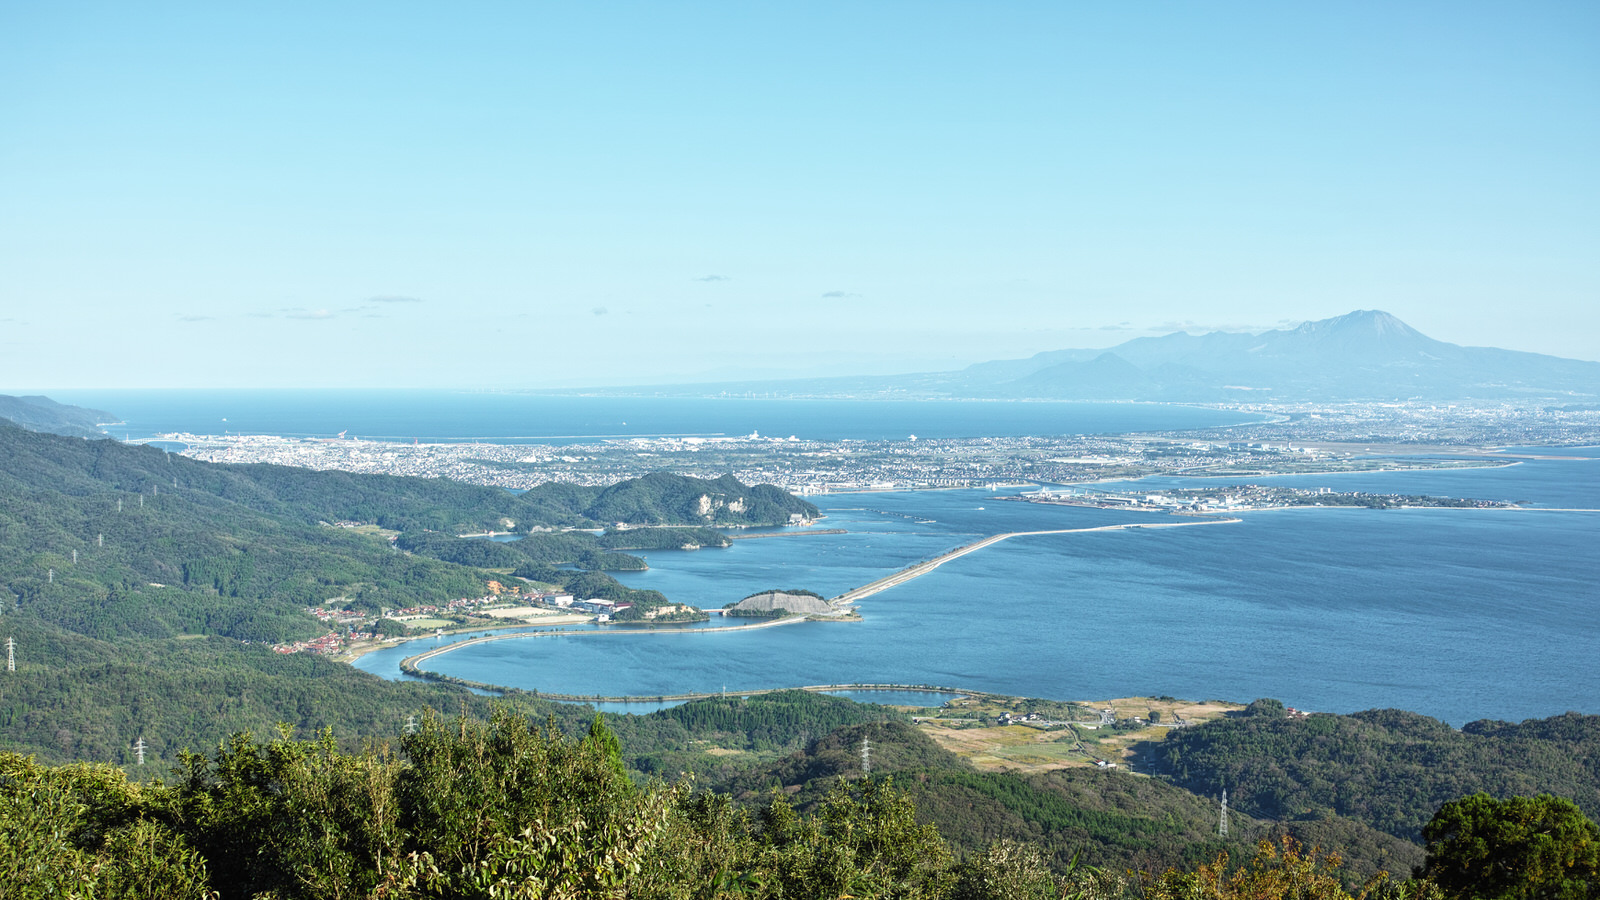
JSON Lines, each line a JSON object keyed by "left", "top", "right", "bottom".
{"left": 913, "top": 695, "right": 1243, "bottom": 774}
{"left": 398, "top": 617, "right": 454, "bottom": 629}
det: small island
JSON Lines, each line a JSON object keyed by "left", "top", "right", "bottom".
{"left": 724, "top": 589, "right": 858, "bottom": 621}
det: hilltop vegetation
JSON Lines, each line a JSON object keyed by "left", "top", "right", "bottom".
{"left": 712, "top": 720, "right": 1421, "bottom": 884}
{"left": 0, "top": 393, "right": 116, "bottom": 438}
{"left": 1147, "top": 703, "right": 1600, "bottom": 842}
{"left": 0, "top": 421, "right": 809, "bottom": 637}
{"left": 8, "top": 707, "right": 1596, "bottom": 899}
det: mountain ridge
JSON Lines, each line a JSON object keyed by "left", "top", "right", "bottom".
{"left": 947, "top": 310, "right": 1600, "bottom": 401}
{"left": 585, "top": 310, "right": 1599, "bottom": 402}
{"left": 0, "top": 394, "right": 116, "bottom": 438}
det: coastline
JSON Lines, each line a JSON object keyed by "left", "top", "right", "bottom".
{"left": 398, "top": 615, "right": 811, "bottom": 686}
{"left": 338, "top": 614, "right": 592, "bottom": 663}
{"left": 390, "top": 516, "right": 1244, "bottom": 699}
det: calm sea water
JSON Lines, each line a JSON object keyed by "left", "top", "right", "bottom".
{"left": 88, "top": 391, "right": 1592, "bottom": 725}
{"left": 356, "top": 458, "right": 1599, "bottom": 727}
{"left": 45, "top": 389, "right": 1258, "bottom": 443}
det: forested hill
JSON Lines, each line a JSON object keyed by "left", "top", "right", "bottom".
{"left": 0, "top": 422, "right": 818, "bottom": 645}
{"left": 1148, "top": 704, "right": 1600, "bottom": 842}
{"left": 712, "top": 720, "right": 1422, "bottom": 882}
{"left": 0, "top": 394, "right": 115, "bottom": 439}
{"left": 0, "top": 422, "right": 817, "bottom": 534}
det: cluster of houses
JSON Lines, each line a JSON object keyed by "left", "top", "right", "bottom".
{"left": 271, "top": 630, "right": 373, "bottom": 655}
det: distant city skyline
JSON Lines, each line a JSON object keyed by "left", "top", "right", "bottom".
{"left": 3, "top": 3, "right": 1596, "bottom": 389}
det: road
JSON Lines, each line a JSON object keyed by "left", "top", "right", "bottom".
{"left": 830, "top": 516, "right": 1240, "bottom": 605}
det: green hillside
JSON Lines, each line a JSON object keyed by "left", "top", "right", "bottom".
{"left": 1146, "top": 703, "right": 1600, "bottom": 842}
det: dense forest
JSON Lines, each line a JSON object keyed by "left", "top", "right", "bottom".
{"left": 5, "top": 708, "right": 1597, "bottom": 898}
{"left": 1148, "top": 703, "right": 1600, "bottom": 842}
{"left": 0, "top": 422, "right": 808, "bottom": 634}
{"left": 711, "top": 719, "right": 1423, "bottom": 885}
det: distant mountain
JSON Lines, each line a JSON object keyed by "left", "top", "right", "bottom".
{"left": 946, "top": 311, "right": 1600, "bottom": 402}
{"left": 577, "top": 310, "right": 1600, "bottom": 402}
{"left": 0, "top": 394, "right": 116, "bottom": 438}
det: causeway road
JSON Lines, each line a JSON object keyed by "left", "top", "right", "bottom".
{"left": 830, "top": 517, "right": 1240, "bottom": 605}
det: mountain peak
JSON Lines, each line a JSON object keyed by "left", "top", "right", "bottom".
{"left": 946, "top": 309, "right": 1600, "bottom": 401}
{"left": 1295, "top": 310, "right": 1426, "bottom": 341}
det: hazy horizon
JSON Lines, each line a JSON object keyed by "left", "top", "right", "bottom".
{"left": 4, "top": 4, "right": 1597, "bottom": 390}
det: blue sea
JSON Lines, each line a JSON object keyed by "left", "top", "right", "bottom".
{"left": 358, "top": 467, "right": 1598, "bottom": 727}
{"left": 46, "top": 389, "right": 1260, "bottom": 443}
{"left": 60, "top": 390, "right": 1594, "bottom": 726}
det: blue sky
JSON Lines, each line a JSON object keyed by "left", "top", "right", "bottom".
{"left": 2, "top": 2, "right": 1596, "bottom": 388}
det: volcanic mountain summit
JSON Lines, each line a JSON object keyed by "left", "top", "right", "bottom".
{"left": 940, "top": 310, "right": 1600, "bottom": 402}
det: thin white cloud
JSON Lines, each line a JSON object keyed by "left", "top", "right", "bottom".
{"left": 694, "top": 275, "right": 730, "bottom": 282}
{"left": 822, "top": 290, "right": 862, "bottom": 299}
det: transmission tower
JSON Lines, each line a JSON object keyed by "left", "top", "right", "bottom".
{"left": 134, "top": 737, "right": 146, "bottom": 766}
{"left": 47, "top": 568, "right": 53, "bottom": 584}
{"left": 861, "top": 738, "right": 872, "bottom": 777}
{"left": 98, "top": 534, "right": 103, "bottom": 548}
{"left": 7, "top": 637, "right": 14, "bottom": 672}
{"left": 1219, "top": 788, "right": 1229, "bottom": 837}
{"left": 404, "top": 715, "right": 419, "bottom": 735}
{"left": 71, "top": 549, "right": 77, "bottom": 564}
